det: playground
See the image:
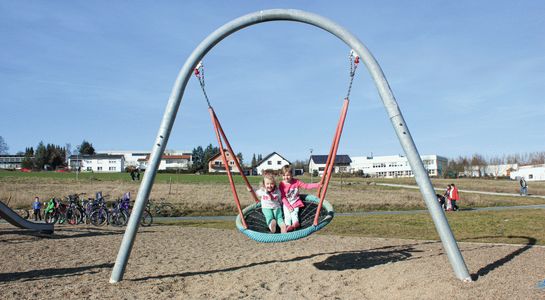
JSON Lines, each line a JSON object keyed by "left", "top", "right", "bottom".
{"left": 2, "top": 6, "right": 544, "bottom": 298}
{"left": 1, "top": 224, "right": 544, "bottom": 299}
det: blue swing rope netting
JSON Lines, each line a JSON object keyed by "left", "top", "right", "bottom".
{"left": 236, "top": 194, "right": 334, "bottom": 243}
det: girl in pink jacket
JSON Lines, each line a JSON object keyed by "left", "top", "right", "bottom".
{"left": 279, "top": 165, "right": 321, "bottom": 231}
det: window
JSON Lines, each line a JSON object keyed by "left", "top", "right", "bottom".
{"left": 529, "top": 174, "right": 533, "bottom": 179}
{"left": 87, "top": 167, "right": 92, "bottom": 171}
{"left": 277, "top": 161, "right": 281, "bottom": 165}
{"left": 109, "top": 167, "right": 116, "bottom": 171}
{"left": 229, "top": 161, "right": 235, "bottom": 166}
{"left": 109, "top": 160, "right": 116, "bottom": 164}
{"left": 267, "top": 161, "right": 272, "bottom": 165}
{"left": 215, "top": 161, "right": 222, "bottom": 167}
{"left": 97, "top": 167, "right": 102, "bottom": 171}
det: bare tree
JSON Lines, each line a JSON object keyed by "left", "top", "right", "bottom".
{"left": 0, "top": 136, "right": 8, "bottom": 154}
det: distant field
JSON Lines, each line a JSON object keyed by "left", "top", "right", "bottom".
{"left": 1, "top": 170, "right": 544, "bottom": 214}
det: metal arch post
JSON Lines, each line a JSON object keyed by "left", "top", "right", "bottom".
{"left": 110, "top": 8, "right": 471, "bottom": 283}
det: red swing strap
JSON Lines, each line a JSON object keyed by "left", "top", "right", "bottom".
{"left": 313, "top": 50, "right": 359, "bottom": 226}
{"left": 208, "top": 107, "right": 259, "bottom": 229}
{"left": 313, "top": 98, "right": 349, "bottom": 226}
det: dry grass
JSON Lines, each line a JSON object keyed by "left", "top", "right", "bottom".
{"left": 2, "top": 175, "right": 544, "bottom": 215}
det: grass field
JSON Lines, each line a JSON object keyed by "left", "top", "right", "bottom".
{"left": 1, "top": 170, "right": 544, "bottom": 246}
{"left": 158, "top": 209, "right": 545, "bottom": 246}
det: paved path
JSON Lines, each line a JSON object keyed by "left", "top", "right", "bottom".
{"left": 155, "top": 185, "right": 545, "bottom": 221}
{"left": 375, "top": 183, "right": 545, "bottom": 199}
{"left": 156, "top": 204, "right": 545, "bottom": 222}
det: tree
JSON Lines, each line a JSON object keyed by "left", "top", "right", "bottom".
{"left": 236, "top": 152, "right": 243, "bottom": 167}
{"left": 78, "top": 140, "right": 96, "bottom": 155}
{"left": 202, "top": 144, "right": 219, "bottom": 173}
{"left": 251, "top": 154, "right": 257, "bottom": 168}
{"left": 0, "top": 136, "right": 8, "bottom": 154}
{"left": 46, "top": 144, "right": 66, "bottom": 169}
{"left": 34, "top": 142, "right": 47, "bottom": 170}
{"left": 21, "top": 147, "right": 34, "bottom": 169}
{"left": 470, "top": 153, "right": 487, "bottom": 177}
{"left": 190, "top": 146, "right": 205, "bottom": 172}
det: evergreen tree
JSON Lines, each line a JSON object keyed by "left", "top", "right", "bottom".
{"left": 251, "top": 153, "right": 257, "bottom": 168}
{"left": 202, "top": 144, "right": 219, "bottom": 173}
{"left": 21, "top": 147, "right": 34, "bottom": 169}
{"left": 34, "top": 142, "right": 47, "bottom": 170}
{"left": 191, "top": 146, "right": 205, "bottom": 172}
{"left": 236, "top": 152, "right": 243, "bottom": 166}
{"left": 78, "top": 140, "right": 96, "bottom": 155}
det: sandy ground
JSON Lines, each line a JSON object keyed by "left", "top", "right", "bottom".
{"left": 1, "top": 224, "right": 544, "bottom": 299}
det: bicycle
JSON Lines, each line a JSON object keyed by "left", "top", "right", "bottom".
{"left": 118, "top": 192, "right": 153, "bottom": 227}
{"left": 89, "top": 192, "right": 110, "bottom": 226}
{"left": 109, "top": 198, "right": 129, "bottom": 227}
{"left": 44, "top": 198, "right": 67, "bottom": 224}
{"left": 147, "top": 198, "right": 177, "bottom": 217}
{"left": 64, "top": 193, "right": 85, "bottom": 225}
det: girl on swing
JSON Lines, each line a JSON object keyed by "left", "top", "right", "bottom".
{"left": 279, "top": 165, "right": 321, "bottom": 231}
{"left": 248, "top": 172, "right": 287, "bottom": 233}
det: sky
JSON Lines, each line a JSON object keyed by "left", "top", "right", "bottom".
{"left": 1, "top": 1, "right": 544, "bottom": 163}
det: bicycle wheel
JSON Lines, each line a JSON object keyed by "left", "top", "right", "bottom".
{"left": 109, "top": 211, "right": 128, "bottom": 227}
{"left": 90, "top": 210, "right": 108, "bottom": 226}
{"left": 158, "top": 203, "right": 176, "bottom": 217}
{"left": 141, "top": 210, "right": 153, "bottom": 227}
{"left": 66, "top": 208, "right": 82, "bottom": 225}
{"left": 44, "top": 211, "right": 58, "bottom": 224}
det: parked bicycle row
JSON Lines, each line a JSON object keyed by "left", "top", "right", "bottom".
{"left": 17, "top": 192, "right": 179, "bottom": 227}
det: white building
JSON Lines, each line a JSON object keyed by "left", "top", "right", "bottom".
{"left": 68, "top": 154, "right": 125, "bottom": 173}
{"left": 350, "top": 154, "right": 448, "bottom": 178}
{"left": 510, "top": 164, "right": 545, "bottom": 181}
{"left": 256, "top": 152, "right": 291, "bottom": 175}
{"left": 464, "top": 164, "right": 518, "bottom": 177}
{"left": 98, "top": 150, "right": 192, "bottom": 169}
{"left": 0, "top": 155, "right": 26, "bottom": 170}
{"left": 139, "top": 154, "right": 192, "bottom": 171}
{"left": 309, "top": 155, "right": 352, "bottom": 176}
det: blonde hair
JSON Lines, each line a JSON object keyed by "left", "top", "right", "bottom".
{"left": 281, "top": 164, "right": 292, "bottom": 175}
{"left": 261, "top": 172, "right": 277, "bottom": 188}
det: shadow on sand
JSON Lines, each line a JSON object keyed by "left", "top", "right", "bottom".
{"left": 466, "top": 235, "right": 537, "bottom": 281}
{"left": 130, "top": 241, "right": 434, "bottom": 282}
{"left": 0, "top": 263, "right": 114, "bottom": 283}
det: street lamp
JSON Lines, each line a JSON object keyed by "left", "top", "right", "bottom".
{"left": 309, "top": 148, "right": 313, "bottom": 183}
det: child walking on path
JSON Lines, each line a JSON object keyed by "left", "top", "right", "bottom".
{"left": 249, "top": 173, "right": 287, "bottom": 233}
{"left": 32, "top": 197, "right": 42, "bottom": 221}
{"left": 279, "top": 165, "right": 321, "bottom": 231}
{"left": 449, "top": 183, "right": 460, "bottom": 211}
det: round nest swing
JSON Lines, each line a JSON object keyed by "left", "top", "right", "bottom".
{"left": 235, "top": 194, "right": 334, "bottom": 243}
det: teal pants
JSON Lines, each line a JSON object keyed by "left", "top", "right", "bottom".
{"left": 262, "top": 207, "right": 285, "bottom": 227}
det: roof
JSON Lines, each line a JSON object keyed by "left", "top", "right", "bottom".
{"left": 257, "top": 152, "right": 291, "bottom": 166}
{"left": 69, "top": 154, "right": 124, "bottom": 160}
{"left": 310, "top": 155, "right": 352, "bottom": 164}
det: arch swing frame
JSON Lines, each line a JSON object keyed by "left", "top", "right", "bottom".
{"left": 110, "top": 8, "right": 472, "bottom": 283}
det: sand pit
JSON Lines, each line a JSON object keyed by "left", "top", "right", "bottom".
{"left": 0, "top": 224, "right": 544, "bottom": 299}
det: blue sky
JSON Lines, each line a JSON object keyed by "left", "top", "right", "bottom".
{"left": 1, "top": 1, "right": 544, "bottom": 163}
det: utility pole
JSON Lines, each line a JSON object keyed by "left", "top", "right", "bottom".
{"left": 309, "top": 148, "right": 313, "bottom": 183}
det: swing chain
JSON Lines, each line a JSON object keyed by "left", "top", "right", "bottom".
{"left": 345, "top": 50, "right": 360, "bottom": 100}
{"left": 194, "top": 62, "right": 212, "bottom": 108}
